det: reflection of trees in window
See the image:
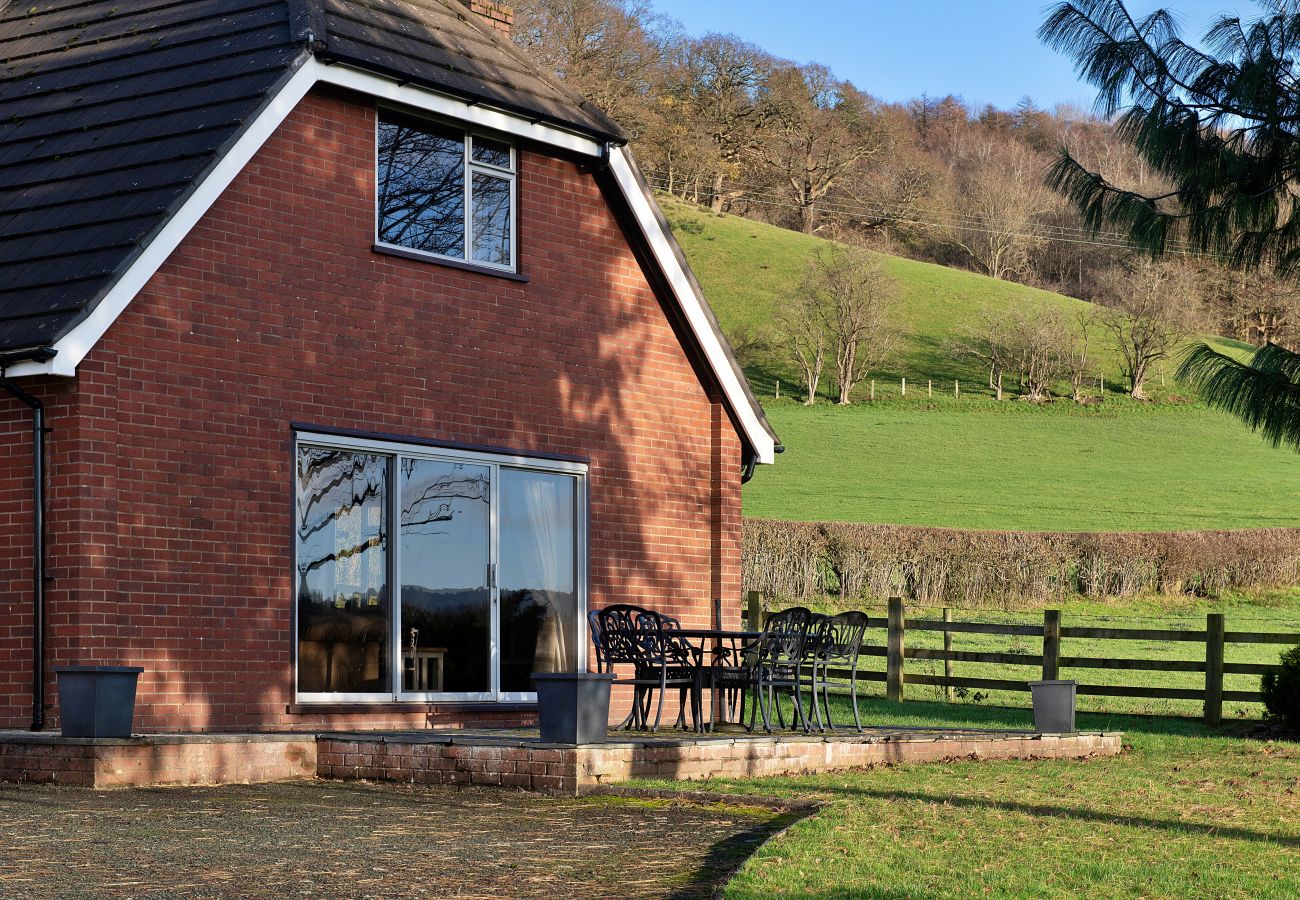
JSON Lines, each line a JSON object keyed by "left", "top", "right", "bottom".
{"left": 472, "top": 173, "right": 511, "bottom": 265}
{"left": 400, "top": 460, "right": 489, "bottom": 537}
{"left": 377, "top": 113, "right": 515, "bottom": 268}
{"left": 377, "top": 118, "right": 465, "bottom": 257}
{"left": 296, "top": 449, "right": 387, "bottom": 607}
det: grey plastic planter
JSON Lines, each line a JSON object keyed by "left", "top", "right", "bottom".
{"left": 532, "top": 672, "right": 616, "bottom": 745}
{"left": 1028, "top": 679, "right": 1077, "bottom": 734}
{"left": 55, "top": 666, "right": 144, "bottom": 738}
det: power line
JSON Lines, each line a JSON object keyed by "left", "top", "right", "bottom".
{"left": 646, "top": 172, "right": 1222, "bottom": 259}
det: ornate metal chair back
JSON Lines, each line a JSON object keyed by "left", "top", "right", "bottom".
{"left": 822, "top": 611, "right": 869, "bottom": 665}
{"left": 587, "top": 609, "right": 608, "bottom": 672}
{"left": 758, "top": 606, "right": 812, "bottom": 666}
{"left": 595, "top": 604, "right": 656, "bottom": 667}
{"left": 595, "top": 605, "right": 691, "bottom": 669}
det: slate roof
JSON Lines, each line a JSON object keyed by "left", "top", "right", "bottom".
{"left": 0, "top": 0, "right": 625, "bottom": 353}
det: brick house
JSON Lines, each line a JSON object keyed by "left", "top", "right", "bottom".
{"left": 0, "top": 0, "right": 777, "bottom": 734}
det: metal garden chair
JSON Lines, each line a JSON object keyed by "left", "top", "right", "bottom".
{"left": 807, "top": 611, "right": 869, "bottom": 732}
{"left": 593, "top": 604, "right": 702, "bottom": 732}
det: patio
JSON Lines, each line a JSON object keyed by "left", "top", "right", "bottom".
{"left": 0, "top": 780, "right": 793, "bottom": 899}
{"left": 0, "top": 725, "right": 1120, "bottom": 791}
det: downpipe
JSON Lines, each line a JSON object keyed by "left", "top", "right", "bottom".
{"left": 0, "top": 347, "right": 56, "bottom": 731}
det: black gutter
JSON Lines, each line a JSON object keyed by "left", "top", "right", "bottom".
{"left": 0, "top": 346, "right": 57, "bottom": 732}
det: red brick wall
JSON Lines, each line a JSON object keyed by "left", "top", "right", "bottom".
{"left": 0, "top": 86, "right": 745, "bottom": 731}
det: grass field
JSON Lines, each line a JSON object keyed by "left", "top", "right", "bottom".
{"left": 745, "top": 398, "right": 1300, "bottom": 531}
{"left": 663, "top": 196, "right": 1134, "bottom": 397}
{"left": 637, "top": 700, "right": 1300, "bottom": 898}
{"left": 662, "top": 199, "right": 1300, "bottom": 897}
{"left": 635, "top": 596, "right": 1300, "bottom": 896}
{"left": 666, "top": 196, "right": 1300, "bottom": 533}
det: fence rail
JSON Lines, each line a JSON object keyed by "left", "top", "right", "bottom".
{"left": 752, "top": 593, "right": 1299, "bottom": 725}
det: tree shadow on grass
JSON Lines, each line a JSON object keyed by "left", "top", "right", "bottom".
{"left": 668, "top": 809, "right": 808, "bottom": 900}
{"left": 820, "top": 785, "right": 1300, "bottom": 850}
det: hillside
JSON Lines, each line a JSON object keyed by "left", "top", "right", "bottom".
{"left": 663, "top": 198, "right": 1300, "bottom": 532}
{"left": 663, "top": 197, "right": 1132, "bottom": 397}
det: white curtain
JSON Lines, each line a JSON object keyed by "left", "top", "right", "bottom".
{"left": 515, "top": 473, "right": 573, "bottom": 673}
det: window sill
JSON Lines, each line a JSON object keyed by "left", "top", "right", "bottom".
{"left": 372, "top": 243, "right": 529, "bottom": 283}
{"left": 286, "top": 701, "right": 538, "bottom": 715}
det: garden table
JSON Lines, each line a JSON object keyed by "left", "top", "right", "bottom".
{"left": 670, "top": 628, "right": 764, "bottom": 730}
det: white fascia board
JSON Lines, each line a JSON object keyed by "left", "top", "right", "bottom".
{"left": 9, "top": 57, "right": 601, "bottom": 379}
{"left": 315, "top": 63, "right": 603, "bottom": 158}
{"left": 6, "top": 59, "right": 322, "bottom": 379}
{"left": 605, "top": 146, "right": 776, "bottom": 464}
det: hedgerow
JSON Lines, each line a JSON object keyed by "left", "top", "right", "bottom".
{"left": 743, "top": 519, "right": 1300, "bottom": 608}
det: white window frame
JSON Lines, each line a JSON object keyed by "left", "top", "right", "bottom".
{"left": 293, "top": 431, "right": 588, "bottom": 705}
{"left": 374, "top": 106, "right": 518, "bottom": 273}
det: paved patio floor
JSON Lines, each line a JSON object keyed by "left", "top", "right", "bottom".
{"left": 0, "top": 780, "right": 792, "bottom": 898}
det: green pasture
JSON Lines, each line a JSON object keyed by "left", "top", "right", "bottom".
{"left": 664, "top": 196, "right": 1131, "bottom": 398}
{"left": 634, "top": 590, "right": 1300, "bottom": 897}
{"left": 744, "top": 399, "right": 1300, "bottom": 531}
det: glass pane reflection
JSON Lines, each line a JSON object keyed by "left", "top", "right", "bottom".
{"left": 471, "top": 136, "right": 512, "bottom": 169}
{"left": 377, "top": 114, "right": 466, "bottom": 257}
{"left": 471, "top": 172, "right": 511, "bottom": 266}
{"left": 400, "top": 459, "right": 492, "bottom": 693}
{"left": 296, "top": 448, "right": 390, "bottom": 694}
{"left": 499, "top": 469, "right": 577, "bottom": 692}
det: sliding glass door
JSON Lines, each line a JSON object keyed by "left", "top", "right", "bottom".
{"left": 498, "top": 469, "right": 578, "bottom": 694}
{"left": 399, "top": 459, "right": 492, "bottom": 698}
{"left": 295, "top": 434, "right": 585, "bottom": 704}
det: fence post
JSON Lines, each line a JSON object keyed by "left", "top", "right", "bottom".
{"left": 1043, "top": 609, "right": 1061, "bottom": 681}
{"left": 887, "top": 596, "right": 905, "bottom": 703}
{"left": 1205, "top": 613, "right": 1225, "bottom": 727}
{"left": 901, "top": 377, "right": 907, "bottom": 397}
{"left": 746, "top": 591, "right": 763, "bottom": 632}
{"left": 954, "top": 380, "right": 959, "bottom": 399}
{"left": 942, "top": 607, "right": 953, "bottom": 702}
{"left": 928, "top": 379, "right": 933, "bottom": 398}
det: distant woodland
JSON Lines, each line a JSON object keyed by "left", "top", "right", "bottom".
{"left": 510, "top": 0, "right": 1300, "bottom": 350}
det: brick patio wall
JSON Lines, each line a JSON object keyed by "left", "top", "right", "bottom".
{"left": 316, "top": 732, "right": 1124, "bottom": 796}
{"left": 0, "top": 85, "right": 746, "bottom": 731}
{"left": 0, "top": 734, "right": 317, "bottom": 788}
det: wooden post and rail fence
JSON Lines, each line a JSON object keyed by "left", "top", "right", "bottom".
{"left": 745, "top": 592, "right": 1299, "bottom": 726}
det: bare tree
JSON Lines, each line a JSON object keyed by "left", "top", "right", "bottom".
{"left": 670, "top": 34, "right": 771, "bottom": 211}
{"left": 757, "top": 64, "right": 887, "bottom": 234}
{"left": 795, "top": 246, "right": 900, "bottom": 404}
{"left": 1098, "top": 259, "right": 1202, "bottom": 400}
{"left": 949, "top": 302, "right": 1075, "bottom": 402}
{"left": 776, "top": 284, "right": 828, "bottom": 405}
{"left": 1066, "top": 309, "right": 1094, "bottom": 403}
{"left": 945, "top": 301, "right": 1019, "bottom": 395}
{"left": 510, "top": 0, "right": 676, "bottom": 130}
{"left": 1011, "top": 307, "right": 1074, "bottom": 402}
{"left": 945, "top": 139, "right": 1056, "bottom": 281}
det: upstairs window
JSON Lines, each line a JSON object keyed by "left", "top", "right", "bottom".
{"left": 376, "top": 110, "right": 516, "bottom": 271}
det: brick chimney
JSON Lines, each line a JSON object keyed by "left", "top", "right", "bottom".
{"left": 459, "top": 1, "right": 513, "bottom": 37}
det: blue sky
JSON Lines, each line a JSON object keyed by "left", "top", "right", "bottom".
{"left": 650, "top": 1, "right": 1245, "bottom": 110}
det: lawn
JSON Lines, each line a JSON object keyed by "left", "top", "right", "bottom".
{"left": 635, "top": 699, "right": 1300, "bottom": 898}
{"left": 743, "top": 398, "right": 1300, "bottom": 531}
